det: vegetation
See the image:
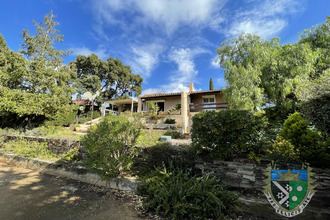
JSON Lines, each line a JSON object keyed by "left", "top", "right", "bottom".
{"left": 1, "top": 138, "right": 56, "bottom": 160}
{"left": 191, "top": 110, "right": 264, "bottom": 160}
{"left": 71, "top": 54, "right": 143, "bottom": 105}
{"left": 81, "top": 115, "right": 140, "bottom": 178}
{"left": 0, "top": 11, "right": 76, "bottom": 128}
{"left": 164, "top": 118, "right": 176, "bottom": 124}
{"left": 163, "top": 130, "right": 183, "bottom": 139}
{"left": 217, "top": 17, "right": 329, "bottom": 115}
{"left": 209, "top": 77, "right": 214, "bottom": 90}
{"left": 138, "top": 168, "right": 239, "bottom": 220}
{"left": 136, "top": 129, "right": 164, "bottom": 147}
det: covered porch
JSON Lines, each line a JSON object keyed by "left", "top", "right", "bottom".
{"left": 104, "top": 98, "right": 138, "bottom": 115}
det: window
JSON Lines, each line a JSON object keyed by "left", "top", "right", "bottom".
{"left": 202, "top": 95, "right": 216, "bottom": 111}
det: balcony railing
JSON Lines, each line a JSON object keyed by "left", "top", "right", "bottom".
{"left": 189, "top": 102, "right": 228, "bottom": 112}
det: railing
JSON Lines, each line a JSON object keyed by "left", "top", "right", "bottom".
{"left": 189, "top": 102, "right": 228, "bottom": 112}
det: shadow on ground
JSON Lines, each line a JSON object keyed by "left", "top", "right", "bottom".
{"left": 0, "top": 162, "right": 142, "bottom": 220}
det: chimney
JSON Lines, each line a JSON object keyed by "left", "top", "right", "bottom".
{"left": 189, "top": 82, "right": 194, "bottom": 93}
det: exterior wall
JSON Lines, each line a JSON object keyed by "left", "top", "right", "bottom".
{"left": 190, "top": 91, "right": 225, "bottom": 105}
{"left": 141, "top": 95, "right": 181, "bottom": 112}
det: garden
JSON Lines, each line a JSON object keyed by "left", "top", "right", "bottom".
{"left": 0, "top": 12, "right": 329, "bottom": 219}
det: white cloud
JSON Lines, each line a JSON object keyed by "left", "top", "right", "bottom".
{"left": 164, "top": 47, "right": 207, "bottom": 93}
{"left": 91, "top": 0, "right": 228, "bottom": 36}
{"left": 210, "top": 56, "right": 219, "bottom": 68}
{"left": 127, "top": 43, "right": 164, "bottom": 79}
{"left": 225, "top": 0, "right": 304, "bottom": 39}
{"left": 71, "top": 46, "right": 108, "bottom": 60}
{"left": 141, "top": 88, "right": 163, "bottom": 96}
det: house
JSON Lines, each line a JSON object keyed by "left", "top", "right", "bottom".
{"left": 137, "top": 83, "right": 228, "bottom": 133}
{"left": 103, "top": 83, "right": 227, "bottom": 133}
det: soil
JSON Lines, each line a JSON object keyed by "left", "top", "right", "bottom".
{"left": 0, "top": 161, "right": 146, "bottom": 220}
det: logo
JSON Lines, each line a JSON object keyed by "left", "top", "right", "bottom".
{"left": 263, "top": 163, "right": 316, "bottom": 218}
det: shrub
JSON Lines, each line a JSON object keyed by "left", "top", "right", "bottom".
{"left": 163, "top": 130, "right": 183, "bottom": 139}
{"left": 280, "top": 112, "right": 322, "bottom": 161}
{"left": 144, "top": 142, "right": 196, "bottom": 171}
{"left": 266, "top": 135, "right": 300, "bottom": 162}
{"left": 300, "top": 93, "right": 330, "bottom": 138}
{"left": 164, "top": 118, "right": 176, "bottom": 124}
{"left": 78, "top": 110, "right": 101, "bottom": 124}
{"left": 2, "top": 138, "right": 56, "bottom": 159}
{"left": 46, "top": 105, "right": 78, "bottom": 127}
{"left": 81, "top": 115, "right": 140, "bottom": 178}
{"left": 191, "top": 110, "right": 264, "bottom": 160}
{"left": 138, "top": 168, "right": 240, "bottom": 219}
{"left": 136, "top": 130, "right": 164, "bottom": 147}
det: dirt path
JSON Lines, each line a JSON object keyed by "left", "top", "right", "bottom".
{"left": 0, "top": 162, "right": 143, "bottom": 220}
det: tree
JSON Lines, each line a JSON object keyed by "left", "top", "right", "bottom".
{"left": 209, "top": 78, "right": 214, "bottom": 90}
{"left": 0, "top": 11, "right": 76, "bottom": 127}
{"left": 216, "top": 30, "right": 320, "bottom": 111}
{"left": 71, "top": 54, "right": 143, "bottom": 104}
{"left": 0, "top": 34, "right": 28, "bottom": 90}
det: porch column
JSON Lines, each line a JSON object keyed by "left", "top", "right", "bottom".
{"left": 118, "top": 104, "right": 123, "bottom": 114}
{"left": 137, "top": 97, "right": 142, "bottom": 113}
{"left": 181, "top": 91, "right": 189, "bottom": 134}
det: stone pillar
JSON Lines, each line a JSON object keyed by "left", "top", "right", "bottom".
{"left": 181, "top": 91, "right": 189, "bottom": 134}
{"left": 137, "top": 97, "right": 142, "bottom": 113}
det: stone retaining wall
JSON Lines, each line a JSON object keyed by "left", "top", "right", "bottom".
{"left": 194, "top": 159, "right": 330, "bottom": 214}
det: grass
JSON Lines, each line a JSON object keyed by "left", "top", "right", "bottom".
{"left": 0, "top": 126, "right": 80, "bottom": 141}
{"left": 136, "top": 129, "right": 165, "bottom": 147}
{"left": 1, "top": 138, "right": 57, "bottom": 160}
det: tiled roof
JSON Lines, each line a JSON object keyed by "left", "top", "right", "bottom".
{"left": 72, "top": 99, "right": 91, "bottom": 105}
{"left": 139, "top": 89, "right": 223, "bottom": 98}
{"left": 190, "top": 89, "right": 223, "bottom": 94}
{"left": 139, "top": 92, "right": 181, "bottom": 98}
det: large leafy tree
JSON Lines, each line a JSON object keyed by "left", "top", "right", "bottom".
{"left": 71, "top": 54, "right": 143, "bottom": 103}
{"left": 216, "top": 21, "right": 326, "bottom": 111}
{"left": 0, "top": 11, "right": 76, "bottom": 127}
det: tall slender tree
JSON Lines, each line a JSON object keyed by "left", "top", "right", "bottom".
{"left": 209, "top": 78, "right": 214, "bottom": 90}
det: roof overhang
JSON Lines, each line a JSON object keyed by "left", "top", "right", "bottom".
{"left": 105, "top": 98, "right": 138, "bottom": 105}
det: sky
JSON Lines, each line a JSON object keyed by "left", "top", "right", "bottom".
{"left": 0, "top": 0, "right": 329, "bottom": 95}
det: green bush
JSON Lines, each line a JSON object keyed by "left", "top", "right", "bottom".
{"left": 138, "top": 168, "right": 240, "bottom": 219}
{"left": 46, "top": 105, "right": 78, "bottom": 127}
{"left": 164, "top": 118, "right": 176, "bottom": 124}
{"left": 280, "top": 112, "right": 323, "bottom": 161}
{"left": 300, "top": 93, "right": 330, "bottom": 138}
{"left": 191, "top": 110, "right": 264, "bottom": 160}
{"left": 266, "top": 135, "right": 300, "bottom": 162}
{"left": 163, "top": 130, "right": 183, "bottom": 139}
{"left": 144, "top": 142, "right": 196, "bottom": 171}
{"left": 81, "top": 115, "right": 140, "bottom": 178}
{"left": 2, "top": 138, "right": 56, "bottom": 159}
{"left": 78, "top": 110, "right": 101, "bottom": 124}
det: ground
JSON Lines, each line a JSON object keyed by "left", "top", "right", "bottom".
{"left": 0, "top": 162, "right": 143, "bottom": 220}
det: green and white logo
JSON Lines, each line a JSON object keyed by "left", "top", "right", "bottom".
{"left": 264, "top": 163, "right": 316, "bottom": 217}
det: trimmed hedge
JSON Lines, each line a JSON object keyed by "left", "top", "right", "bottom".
{"left": 191, "top": 110, "right": 263, "bottom": 160}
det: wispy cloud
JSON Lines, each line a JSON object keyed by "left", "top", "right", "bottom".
{"left": 165, "top": 47, "right": 207, "bottom": 93}
{"left": 127, "top": 43, "right": 164, "bottom": 79}
{"left": 224, "top": 0, "right": 305, "bottom": 39}
{"left": 70, "top": 46, "right": 109, "bottom": 60}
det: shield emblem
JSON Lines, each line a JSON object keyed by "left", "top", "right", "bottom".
{"left": 264, "top": 164, "right": 316, "bottom": 217}
{"left": 271, "top": 169, "right": 307, "bottom": 210}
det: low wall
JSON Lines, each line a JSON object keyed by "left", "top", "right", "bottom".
{"left": 3, "top": 135, "right": 81, "bottom": 156}
{"left": 0, "top": 152, "right": 140, "bottom": 192}
{"left": 195, "top": 159, "right": 330, "bottom": 215}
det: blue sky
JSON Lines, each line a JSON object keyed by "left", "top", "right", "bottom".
{"left": 1, "top": 0, "right": 329, "bottom": 95}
